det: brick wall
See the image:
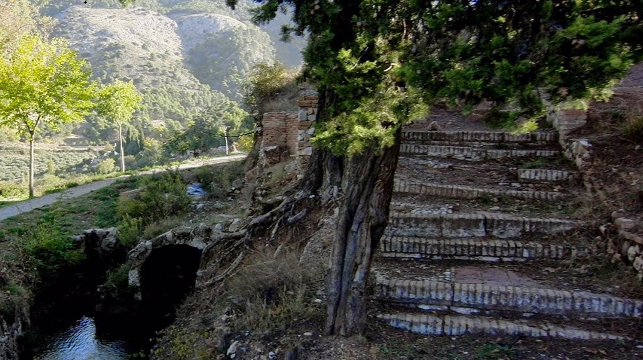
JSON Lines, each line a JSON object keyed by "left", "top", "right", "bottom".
{"left": 259, "top": 90, "right": 318, "bottom": 170}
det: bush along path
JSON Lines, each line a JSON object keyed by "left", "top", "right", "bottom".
{"left": 0, "top": 154, "right": 246, "bottom": 223}
{"left": 372, "top": 122, "right": 643, "bottom": 341}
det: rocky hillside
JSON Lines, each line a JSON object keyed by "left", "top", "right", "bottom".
{"left": 41, "top": 0, "right": 304, "bottom": 144}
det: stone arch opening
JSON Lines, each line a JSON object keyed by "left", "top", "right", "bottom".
{"left": 139, "top": 244, "right": 202, "bottom": 328}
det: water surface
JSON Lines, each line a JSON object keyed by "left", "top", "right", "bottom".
{"left": 35, "top": 316, "right": 130, "bottom": 360}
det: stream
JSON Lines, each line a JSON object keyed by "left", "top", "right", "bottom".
{"left": 34, "top": 316, "right": 130, "bottom": 360}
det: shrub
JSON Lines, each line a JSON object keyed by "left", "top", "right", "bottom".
{"left": 142, "top": 216, "right": 185, "bottom": 240}
{"left": 97, "top": 158, "right": 116, "bottom": 174}
{"left": 116, "top": 170, "right": 191, "bottom": 224}
{"left": 0, "top": 181, "right": 27, "bottom": 199}
{"left": 195, "top": 163, "right": 244, "bottom": 200}
{"left": 118, "top": 215, "right": 144, "bottom": 248}
{"left": 24, "top": 220, "right": 85, "bottom": 286}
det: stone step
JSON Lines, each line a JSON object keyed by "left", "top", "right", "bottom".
{"left": 388, "top": 212, "right": 580, "bottom": 239}
{"left": 378, "top": 237, "right": 590, "bottom": 262}
{"left": 376, "top": 312, "right": 625, "bottom": 340}
{"left": 374, "top": 277, "right": 643, "bottom": 319}
{"left": 400, "top": 144, "right": 559, "bottom": 161}
{"left": 394, "top": 180, "right": 565, "bottom": 201}
{"left": 402, "top": 130, "right": 558, "bottom": 145}
{"left": 517, "top": 168, "right": 576, "bottom": 182}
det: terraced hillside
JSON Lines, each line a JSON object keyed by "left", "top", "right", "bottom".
{"left": 373, "top": 112, "right": 643, "bottom": 342}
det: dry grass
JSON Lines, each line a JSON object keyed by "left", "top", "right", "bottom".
{"left": 224, "top": 246, "right": 324, "bottom": 333}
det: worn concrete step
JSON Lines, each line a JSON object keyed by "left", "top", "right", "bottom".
{"left": 374, "top": 277, "right": 643, "bottom": 319}
{"left": 388, "top": 212, "right": 580, "bottom": 239}
{"left": 376, "top": 312, "right": 625, "bottom": 340}
{"left": 402, "top": 130, "right": 558, "bottom": 146}
{"left": 517, "top": 168, "right": 576, "bottom": 182}
{"left": 400, "top": 144, "right": 560, "bottom": 160}
{"left": 378, "top": 237, "right": 590, "bottom": 262}
{"left": 394, "top": 180, "right": 566, "bottom": 201}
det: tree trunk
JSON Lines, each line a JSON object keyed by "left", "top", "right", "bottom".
{"left": 324, "top": 128, "right": 402, "bottom": 336}
{"left": 28, "top": 135, "right": 35, "bottom": 198}
{"left": 119, "top": 123, "right": 125, "bottom": 172}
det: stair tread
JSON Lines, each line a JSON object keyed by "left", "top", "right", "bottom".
{"left": 378, "top": 236, "right": 590, "bottom": 262}
{"left": 371, "top": 261, "right": 638, "bottom": 306}
{"left": 376, "top": 312, "right": 628, "bottom": 340}
{"left": 393, "top": 180, "right": 567, "bottom": 200}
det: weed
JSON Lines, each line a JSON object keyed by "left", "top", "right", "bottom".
{"left": 103, "top": 262, "right": 133, "bottom": 298}
{"left": 621, "top": 116, "right": 643, "bottom": 141}
{"left": 521, "top": 157, "right": 548, "bottom": 169}
{"left": 476, "top": 343, "right": 516, "bottom": 359}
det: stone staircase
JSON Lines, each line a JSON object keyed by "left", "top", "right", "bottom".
{"left": 373, "top": 128, "right": 642, "bottom": 340}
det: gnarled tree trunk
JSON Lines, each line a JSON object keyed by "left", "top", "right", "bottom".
{"left": 324, "top": 129, "right": 402, "bottom": 336}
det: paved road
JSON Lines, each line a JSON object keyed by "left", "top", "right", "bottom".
{"left": 0, "top": 154, "right": 246, "bottom": 223}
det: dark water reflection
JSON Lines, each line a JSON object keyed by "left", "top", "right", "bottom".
{"left": 34, "top": 316, "right": 130, "bottom": 360}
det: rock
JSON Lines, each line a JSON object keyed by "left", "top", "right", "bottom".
{"left": 489, "top": 206, "right": 501, "bottom": 211}
{"left": 227, "top": 340, "right": 240, "bottom": 356}
{"left": 303, "top": 332, "right": 313, "bottom": 336}
{"left": 611, "top": 210, "right": 627, "bottom": 220}
{"left": 284, "top": 161, "right": 299, "bottom": 174}
{"left": 228, "top": 218, "right": 243, "bottom": 232}
{"left": 231, "top": 178, "right": 244, "bottom": 189}
{"left": 195, "top": 203, "right": 206, "bottom": 211}
{"left": 614, "top": 218, "right": 636, "bottom": 231}
{"left": 627, "top": 245, "right": 641, "bottom": 262}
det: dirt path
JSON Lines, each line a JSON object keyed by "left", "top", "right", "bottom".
{"left": 0, "top": 154, "right": 246, "bottom": 223}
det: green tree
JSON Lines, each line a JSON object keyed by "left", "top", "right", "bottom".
{"left": 97, "top": 80, "right": 143, "bottom": 172}
{"left": 165, "top": 99, "right": 250, "bottom": 156}
{"left": 0, "top": 35, "right": 97, "bottom": 198}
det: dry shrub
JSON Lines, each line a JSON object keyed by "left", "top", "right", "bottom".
{"left": 225, "top": 246, "right": 323, "bottom": 332}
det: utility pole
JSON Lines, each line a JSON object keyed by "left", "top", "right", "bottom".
{"left": 224, "top": 126, "right": 229, "bottom": 155}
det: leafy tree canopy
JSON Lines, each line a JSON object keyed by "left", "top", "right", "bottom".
{"left": 165, "top": 98, "right": 251, "bottom": 155}
{"left": 97, "top": 80, "right": 143, "bottom": 126}
{"left": 227, "top": 0, "right": 642, "bottom": 156}
{"left": 0, "top": 34, "right": 97, "bottom": 196}
{"left": 0, "top": 34, "right": 96, "bottom": 138}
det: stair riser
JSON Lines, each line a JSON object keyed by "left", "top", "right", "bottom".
{"left": 377, "top": 313, "right": 624, "bottom": 340}
{"left": 379, "top": 238, "right": 588, "bottom": 262}
{"left": 402, "top": 131, "right": 558, "bottom": 144}
{"left": 517, "top": 169, "right": 576, "bottom": 183}
{"left": 375, "top": 281, "right": 643, "bottom": 319}
{"left": 389, "top": 214, "right": 578, "bottom": 239}
{"left": 400, "top": 144, "right": 559, "bottom": 160}
{"left": 394, "top": 181, "right": 565, "bottom": 201}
